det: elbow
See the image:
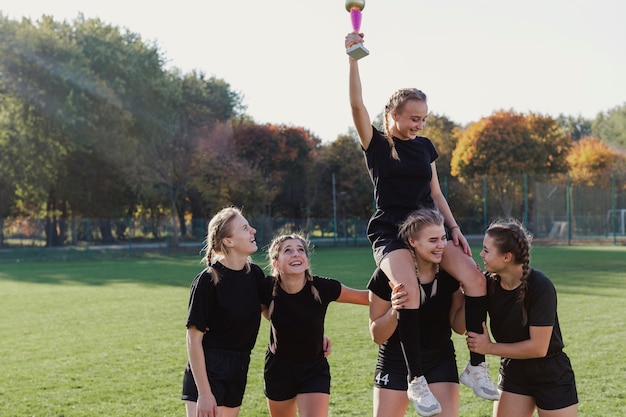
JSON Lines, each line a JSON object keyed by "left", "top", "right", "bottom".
{"left": 535, "top": 345, "right": 550, "bottom": 359}
{"left": 369, "top": 324, "right": 385, "bottom": 345}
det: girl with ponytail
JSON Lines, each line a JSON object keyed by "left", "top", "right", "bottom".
{"left": 345, "top": 31, "right": 498, "bottom": 415}
{"left": 466, "top": 219, "right": 578, "bottom": 417}
{"left": 182, "top": 207, "right": 265, "bottom": 417}
{"left": 259, "top": 233, "right": 369, "bottom": 417}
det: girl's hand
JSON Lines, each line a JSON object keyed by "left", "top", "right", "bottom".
{"left": 390, "top": 283, "right": 408, "bottom": 310}
{"left": 450, "top": 227, "right": 472, "bottom": 256}
{"left": 323, "top": 335, "right": 332, "bottom": 357}
{"left": 345, "top": 32, "right": 365, "bottom": 49}
{"left": 466, "top": 322, "right": 493, "bottom": 355}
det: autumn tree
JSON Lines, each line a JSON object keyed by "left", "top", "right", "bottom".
{"left": 566, "top": 137, "right": 623, "bottom": 187}
{"left": 451, "top": 110, "right": 571, "bottom": 218}
{"left": 231, "top": 123, "right": 319, "bottom": 218}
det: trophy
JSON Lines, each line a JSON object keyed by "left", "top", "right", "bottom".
{"left": 345, "top": 0, "right": 369, "bottom": 60}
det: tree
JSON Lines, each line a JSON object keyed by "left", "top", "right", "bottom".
{"left": 566, "top": 137, "right": 622, "bottom": 187}
{"left": 311, "top": 132, "right": 373, "bottom": 220}
{"left": 592, "top": 103, "right": 626, "bottom": 150}
{"left": 421, "top": 113, "right": 460, "bottom": 179}
{"left": 557, "top": 114, "right": 593, "bottom": 142}
{"left": 231, "top": 123, "right": 319, "bottom": 218}
{"left": 451, "top": 110, "right": 571, "bottom": 218}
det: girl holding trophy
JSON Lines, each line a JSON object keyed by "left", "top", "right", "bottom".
{"left": 345, "top": 28, "right": 498, "bottom": 416}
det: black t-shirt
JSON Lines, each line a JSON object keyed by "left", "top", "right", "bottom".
{"left": 487, "top": 269, "right": 565, "bottom": 357}
{"left": 364, "top": 128, "right": 438, "bottom": 212}
{"left": 186, "top": 262, "right": 265, "bottom": 353}
{"left": 367, "top": 267, "right": 460, "bottom": 357}
{"left": 259, "top": 276, "right": 342, "bottom": 362}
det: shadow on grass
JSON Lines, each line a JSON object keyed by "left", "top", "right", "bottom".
{"left": 0, "top": 251, "right": 204, "bottom": 287}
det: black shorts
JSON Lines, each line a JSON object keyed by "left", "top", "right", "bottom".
{"left": 367, "top": 209, "right": 410, "bottom": 266}
{"left": 498, "top": 351, "right": 578, "bottom": 410}
{"left": 374, "top": 346, "right": 459, "bottom": 391}
{"left": 181, "top": 349, "right": 251, "bottom": 408}
{"left": 264, "top": 350, "right": 331, "bottom": 401}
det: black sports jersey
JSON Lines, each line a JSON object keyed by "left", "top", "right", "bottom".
{"left": 364, "top": 128, "right": 438, "bottom": 212}
{"left": 487, "top": 269, "right": 565, "bottom": 357}
{"left": 186, "top": 262, "right": 264, "bottom": 353}
{"left": 367, "top": 268, "right": 460, "bottom": 356}
{"left": 259, "top": 276, "right": 342, "bottom": 362}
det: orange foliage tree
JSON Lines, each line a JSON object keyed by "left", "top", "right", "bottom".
{"left": 566, "top": 137, "right": 622, "bottom": 187}
{"left": 451, "top": 110, "right": 571, "bottom": 218}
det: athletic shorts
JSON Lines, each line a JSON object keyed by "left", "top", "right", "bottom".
{"left": 263, "top": 350, "right": 331, "bottom": 401}
{"left": 367, "top": 209, "right": 411, "bottom": 266}
{"left": 181, "top": 349, "right": 251, "bottom": 408}
{"left": 498, "top": 351, "right": 578, "bottom": 410}
{"left": 374, "top": 347, "right": 459, "bottom": 391}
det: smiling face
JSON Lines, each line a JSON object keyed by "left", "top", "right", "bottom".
{"left": 479, "top": 235, "right": 509, "bottom": 274}
{"left": 222, "top": 214, "right": 257, "bottom": 257}
{"left": 408, "top": 223, "right": 447, "bottom": 264}
{"left": 271, "top": 237, "right": 309, "bottom": 276}
{"left": 391, "top": 99, "right": 428, "bottom": 140}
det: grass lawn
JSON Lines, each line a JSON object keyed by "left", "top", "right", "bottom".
{"left": 0, "top": 245, "right": 625, "bottom": 416}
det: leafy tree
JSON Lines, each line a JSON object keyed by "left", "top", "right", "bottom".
{"left": 592, "top": 103, "right": 626, "bottom": 150}
{"left": 422, "top": 113, "right": 460, "bottom": 179}
{"left": 557, "top": 114, "right": 593, "bottom": 141}
{"left": 231, "top": 123, "right": 319, "bottom": 218}
{"left": 566, "top": 137, "right": 622, "bottom": 187}
{"left": 311, "top": 132, "right": 373, "bottom": 220}
{"left": 451, "top": 110, "right": 571, "bottom": 217}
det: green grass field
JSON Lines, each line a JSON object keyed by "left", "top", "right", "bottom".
{"left": 1, "top": 245, "right": 625, "bottom": 416}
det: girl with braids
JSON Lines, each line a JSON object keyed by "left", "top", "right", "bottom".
{"left": 344, "top": 31, "right": 498, "bottom": 416}
{"left": 258, "top": 233, "right": 368, "bottom": 417}
{"left": 182, "top": 207, "right": 265, "bottom": 417}
{"left": 466, "top": 219, "right": 578, "bottom": 417}
{"left": 370, "top": 208, "right": 466, "bottom": 417}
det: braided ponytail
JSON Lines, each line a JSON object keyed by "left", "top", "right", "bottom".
{"left": 485, "top": 219, "right": 533, "bottom": 325}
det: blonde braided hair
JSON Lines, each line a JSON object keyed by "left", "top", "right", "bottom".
{"left": 383, "top": 88, "right": 428, "bottom": 161}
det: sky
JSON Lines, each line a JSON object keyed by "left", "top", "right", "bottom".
{"left": 2, "top": 1, "right": 626, "bottom": 143}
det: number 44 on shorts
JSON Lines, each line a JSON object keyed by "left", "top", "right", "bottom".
{"left": 375, "top": 372, "right": 390, "bottom": 386}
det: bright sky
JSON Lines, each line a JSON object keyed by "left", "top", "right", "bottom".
{"left": 3, "top": 1, "right": 625, "bottom": 142}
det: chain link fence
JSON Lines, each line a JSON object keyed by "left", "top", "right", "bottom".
{"left": 1, "top": 173, "right": 624, "bottom": 262}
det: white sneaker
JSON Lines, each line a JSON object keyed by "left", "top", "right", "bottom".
{"left": 407, "top": 375, "right": 442, "bottom": 416}
{"left": 459, "top": 361, "right": 500, "bottom": 400}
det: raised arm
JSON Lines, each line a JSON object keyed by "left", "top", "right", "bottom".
{"left": 346, "top": 32, "right": 373, "bottom": 150}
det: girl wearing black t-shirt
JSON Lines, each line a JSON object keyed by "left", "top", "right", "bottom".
{"left": 182, "top": 207, "right": 264, "bottom": 417}
{"left": 259, "top": 234, "right": 369, "bottom": 417}
{"left": 466, "top": 219, "right": 578, "bottom": 417}
{"left": 345, "top": 31, "right": 498, "bottom": 415}
{"left": 370, "top": 208, "right": 465, "bottom": 417}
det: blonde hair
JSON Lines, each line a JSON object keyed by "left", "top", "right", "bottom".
{"left": 485, "top": 219, "right": 533, "bottom": 325}
{"left": 202, "top": 206, "right": 251, "bottom": 285}
{"left": 383, "top": 88, "right": 428, "bottom": 161}
{"left": 398, "top": 208, "right": 444, "bottom": 245}
{"left": 266, "top": 233, "right": 320, "bottom": 319}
